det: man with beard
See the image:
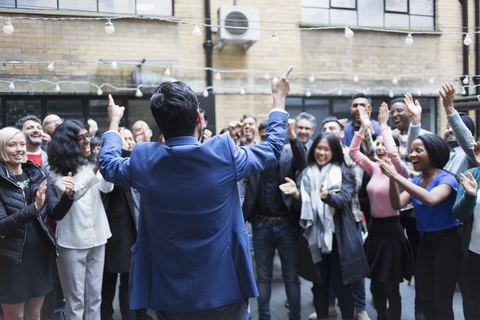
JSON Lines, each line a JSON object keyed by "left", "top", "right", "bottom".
{"left": 242, "top": 115, "right": 258, "bottom": 145}
{"left": 15, "top": 115, "right": 50, "bottom": 170}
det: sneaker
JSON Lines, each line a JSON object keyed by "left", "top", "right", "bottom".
{"left": 308, "top": 312, "right": 317, "bottom": 320}
{"left": 355, "top": 310, "right": 371, "bottom": 320}
{"left": 329, "top": 305, "right": 338, "bottom": 317}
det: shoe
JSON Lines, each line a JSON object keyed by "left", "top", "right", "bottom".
{"left": 329, "top": 305, "right": 338, "bottom": 317}
{"left": 53, "top": 312, "right": 65, "bottom": 320}
{"left": 285, "top": 299, "right": 289, "bottom": 308}
{"left": 308, "top": 312, "right": 317, "bottom": 320}
{"left": 415, "top": 310, "right": 425, "bottom": 320}
{"left": 355, "top": 310, "right": 371, "bottom": 320}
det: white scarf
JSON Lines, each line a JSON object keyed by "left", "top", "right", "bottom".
{"left": 300, "top": 163, "right": 342, "bottom": 264}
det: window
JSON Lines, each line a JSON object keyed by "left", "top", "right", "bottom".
{"left": 285, "top": 95, "right": 436, "bottom": 142}
{"left": 301, "top": 0, "right": 434, "bottom": 30}
{"left": 0, "top": 0, "right": 173, "bottom": 16}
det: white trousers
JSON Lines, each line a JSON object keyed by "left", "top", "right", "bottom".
{"left": 57, "top": 245, "right": 105, "bottom": 320}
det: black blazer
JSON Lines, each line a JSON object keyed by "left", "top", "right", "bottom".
{"left": 242, "top": 137, "right": 307, "bottom": 228}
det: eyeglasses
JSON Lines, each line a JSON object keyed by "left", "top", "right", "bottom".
{"left": 390, "top": 108, "right": 405, "bottom": 116}
{"left": 297, "top": 126, "right": 313, "bottom": 131}
{"left": 43, "top": 118, "right": 64, "bottom": 128}
{"left": 76, "top": 132, "right": 92, "bottom": 142}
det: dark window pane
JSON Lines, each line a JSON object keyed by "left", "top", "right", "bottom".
{"left": 385, "top": 0, "right": 408, "bottom": 12}
{"left": 47, "top": 100, "right": 84, "bottom": 122}
{"left": 6, "top": 100, "right": 42, "bottom": 127}
{"left": 17, "top": 0, "right": 57, "bottom": 9}
{"left": 88, "top": 99, "right": 110, "bottom": 136}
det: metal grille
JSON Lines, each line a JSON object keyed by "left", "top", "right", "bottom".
{"left": 224, "top": 11, "right": 248, "bottom": 36}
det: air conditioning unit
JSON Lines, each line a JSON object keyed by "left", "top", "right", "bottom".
{"left": 217, "top": 5, "right": 260, "bottom": 52}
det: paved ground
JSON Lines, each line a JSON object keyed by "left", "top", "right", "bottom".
{"left": 112, "top": 252, "right": 464, "bottom": 320}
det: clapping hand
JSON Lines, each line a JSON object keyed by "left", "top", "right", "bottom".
{"left": 228, "top": 121, "right": 244, "bottom": 140}
{"left": 404, "top": 93, "right": 422, "bottom": 125}
{"left": 279, "top": 177, "right": 299, "bottom": 198}
{"left": 320, "top": 183, "right": 328, "bottom": 199}
{"left": 62, "top": 172, "right": 75, "bottom": 198}
{"left": 378, "top": 102, "right": 389, "bottom": 129}
{"left": 377, "top": 156, "right": 398, "bottom": 179}
{"left": 35, "top": 180, "right": 47, "bottom": 211}
{"left": 460, "top": 172, "right": 477, "bottom": 196}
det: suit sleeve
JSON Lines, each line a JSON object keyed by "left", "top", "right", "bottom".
{"left": 99, "top": 132, "right": 134, "bottom": 189}
{"left": 232, "top": 110, "right": 288, "bottom": 181}
{"left": 290, "top": 137, "right": 308, "bottom": 173}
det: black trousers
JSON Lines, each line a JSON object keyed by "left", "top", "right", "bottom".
{"left": 101, "top": 272, "right": 135, "bottom": 320}
{"left": 466, "top": 250, "right": 480, "bottom": 319}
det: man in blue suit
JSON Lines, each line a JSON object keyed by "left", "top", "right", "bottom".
{"left": 99, "top": 66, "right": 293, "bottom": 320}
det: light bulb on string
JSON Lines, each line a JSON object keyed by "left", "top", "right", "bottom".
{"left": 203, "top": 89, "right": 209, "bottom": 97}
{"left": 271, "top": 30, "right": 279, "bottom": 43}
{"left": 264, "top": 72, "right": 270, "bottom": 81}
{"left": 111, "top": 61, "right": 118, "bottom": 70}
{"left": 240, "top": 88, "right": 246, "bottom": 95}
{"left": 135, "top": 88, "right": 143, "bottom": 97}
{"left": 464, "top": 34, "right": 472, "bottom": 46}
{"left": 306, "top": 89, "right": 312, "bottom": 97}
{"left": 214, "top": 72, "right": 221, "bottom": 81}
{"left": 462, "top": 87, "right": 467, "bottom": 95}
{"left": 3, "top": 19, "right": 13, "bottom": 35}
{"left": 405, "top": 33, "right": 413, "bottom": 45}
{"left": 54, "top": 84, "right": 61, "bottom": 92}
{"left": 105, "top": 19, "right": 115, "bottom": 34}
{"left": 164, "top": 68, "right": 171, "bottom": 76}
{"left": 8, "top": 82, "right": 14, "bottom": 91}
{"left": 47, "top": 63, "right": 55, "bottom": 72}
{"left": 428, "top": 77, "right": 434, "bottom": 84}
{"left": 463, "top": 76, "right": 469, "bottom": 85}
{"left": 392, "top": 77, "right": 398, "bottom": 85}
{"left": 192, "top": 25, "right": 202, "bottom": 39}
{"left": 308, "top": 74, "right": 315, "bottom": 83}
{"left": 389, "top": 91, "right": 394, "bottom": 98}
{"left": 337, "top": 89, "right": 342, "bottom": 96}
{"left": 96, "top": 87, "right": 103, "bottom": 96}
{"left": 344, "top": 27, "right": 354, "bottom": 39}
{"left": 417, "top": 89, "right": 422, "bottom": 96}
{"left": 353, "top": 75, "right": 359, "bottom": 83}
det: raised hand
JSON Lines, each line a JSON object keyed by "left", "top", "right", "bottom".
{"left": 377, "top": 156, "right": 398, "bottom": 179}
{"left": 287, "top": 119, "right": 297, "bottom": 140}
{"left": 472, "top": 141, "right": 480, "bottom": 165}
{"left": 228, "top": 121, "right": 244, "bottom": 139}
{"left": 203, "top": 129, "right": 213, "bottom": 141}
{"left": 107, "top": 94, "right": 125, "bottom": 131}
{"left": 439, "top": 82, "right": 456, "bottom": 115}
{"left": 378, "top": 102, "right": 389, "bottom": 129}
{"left": 35, "top": 180, "right": 47, "bottom": 211}
{"left": 62, "top": 172, "right": 75, "bottom": 198}
{"left": 404, "top": 93, "right": 422, "bottom": 125}
{"left": 358, "top": 106, "right": 371, "bottom": 132}
{"left": 320, "top": 183, "right": 328, "bottom": 199}
{"left": 279, "top": 177, "right": 299, "bottom": 198}
{"left": 271, "top": 66, "right": 294, "bottom": 109}
{"left": 460, "top": 172, "right": 477, "bottom": 196}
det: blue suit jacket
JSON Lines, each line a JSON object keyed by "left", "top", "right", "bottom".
{"left": 99, "top": 110, "right": 288, "bottom": 312}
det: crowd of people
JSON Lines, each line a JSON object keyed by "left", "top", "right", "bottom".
{"left": 0, "top": 69, "right": 478, "bottom": 320}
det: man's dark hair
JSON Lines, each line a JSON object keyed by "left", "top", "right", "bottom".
{"left": 243, "top": 115, "right": 257, "bottom": 123}
{"left": 14, "top": 115, "right": 42, "bottom": 131}
{"left": 199, "top": 108, "right": 207, "bottom": 121}
{"left": 351, "top": 93, "right": 372, "bottom": 105}
{"left": 307, "top": 132, "right": 345, "bottom": 167}
{"left": 390, "top": 97, "right": 405, "bottom": 107}
{"left": 258, "top": 120, "right": 268, "bottom": 132}
{"left": 90, "top": 136, "right": 101, "bottom": 147}
{"left": 417, "top": 134, "right": 450, "bottom": 170}
{"left": 48, "top": 120, "right": 94, "bottom": 176}
{"left": 322, "top": 116, "right": 344, "bottom": 129}
{"left": 458, "top": 112, "right": 475, "bottom": 137}
{"left": 150, "top": 81, "right": 199, "bottom": 140}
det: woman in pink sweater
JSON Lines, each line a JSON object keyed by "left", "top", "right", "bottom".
{"left": 349, "top": 103, "right": 415, "bottom": 320}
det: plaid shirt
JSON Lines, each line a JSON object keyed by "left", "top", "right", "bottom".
{"left": 343, "top": 145, "right": 364, "bottom": 222}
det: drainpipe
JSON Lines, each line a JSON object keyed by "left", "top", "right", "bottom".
{"left": 203, "top": 0, "right": 213, "bottom": 94}
{"left": 475, "top": 0, "right": 480, "bottom": 137}
{"left": 461, "top": 0, "right": 469, "bottom": 95}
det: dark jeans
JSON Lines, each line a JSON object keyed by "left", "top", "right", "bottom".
{"left": 156, "top": 300, "right": 248, "bottom": 320}
{"left": 417, "top": 227, "right": 463, "bottom": 320}
{"left": 252, "top": 220, "right": 301, "bottom": 320}
{"left": 313, "top": 238, "right": 354, "bottom": 320}
{"left": 466, "top": 250, "right": 480, "bottom": 319}
{"left": 101, "top": 272, "right": 135, "bottom": 320}
{"left": 370, "top": 280, "right": 401, "bottom": 320}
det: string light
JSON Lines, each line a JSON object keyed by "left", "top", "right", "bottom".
{"left": 214, "top": 72, "right": 221, "bottom": 81}
{"left": 405, "top": 33, "right": 413, "bottom": 45}
{"left": 392, "top": 77, "right": 398, "bottom": 85}
{"left": 164, "top": 68, "right": 171, "bottom": 76}
{"left": 344, "top": 27, "right": 354, "bottom": 39}
{"left": 337, "top": 89, "right": 342, "bottom": 96}
{"left": 263, "top": 72, "right": 270, "bottom": 81}
{"left": 47, "top": 63, "right": 55, "bottom": 72}
{"left": 308, "top": 74, "right": 315, "bottom": 83}
{"left": 464, "top": 34, "right": 472, "bottom": 46}
{"left": 192, "top": 25, "right": 202, "bottom": 39}
{"left": 463, "top": 76, "right": 469, "bottom": 85}
{"left": 104, "top": 19, "right": 115, "bottom": 34}
{"left": 271, "top": 30, "right": 279, "bottom": 43}
{"left": 353, "top": 75, "right": 359, "bottom": 83}
{"left": 203, "top": 89, "right": 209, "bottom": 97}
{"left": 428, "top": 77, "right": 435, "bottom": 84}
{"left": 111, "top": 61, "right": 118, "bottom": 70}
{"left": 462, "top": 86, "right": 467, "bottom": 95}
{"left": 8, "top": 82, "right": 14, "bottom": 90}
{"left": 96, "top": 87, "right": 103, "bottom": 96}
{"left": 239, "top": 87, "right": 246, "bottom": 95}
{"left": 389, "top": 91, "right": 394, "bottom": 98}
{"left": 306, "top": 89, "right": 312, "bottom": 97}
{"left": 54, "top": 84, "right": 61, "bottom": 92}
{"left": 135, "top": 88, "right": 143, "bottom": 97}
{"left": 3, "top": 19, "right": 13, "bottom": 34}
{"left": 417, "top": 89, "right": 422, "bottom": 96}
